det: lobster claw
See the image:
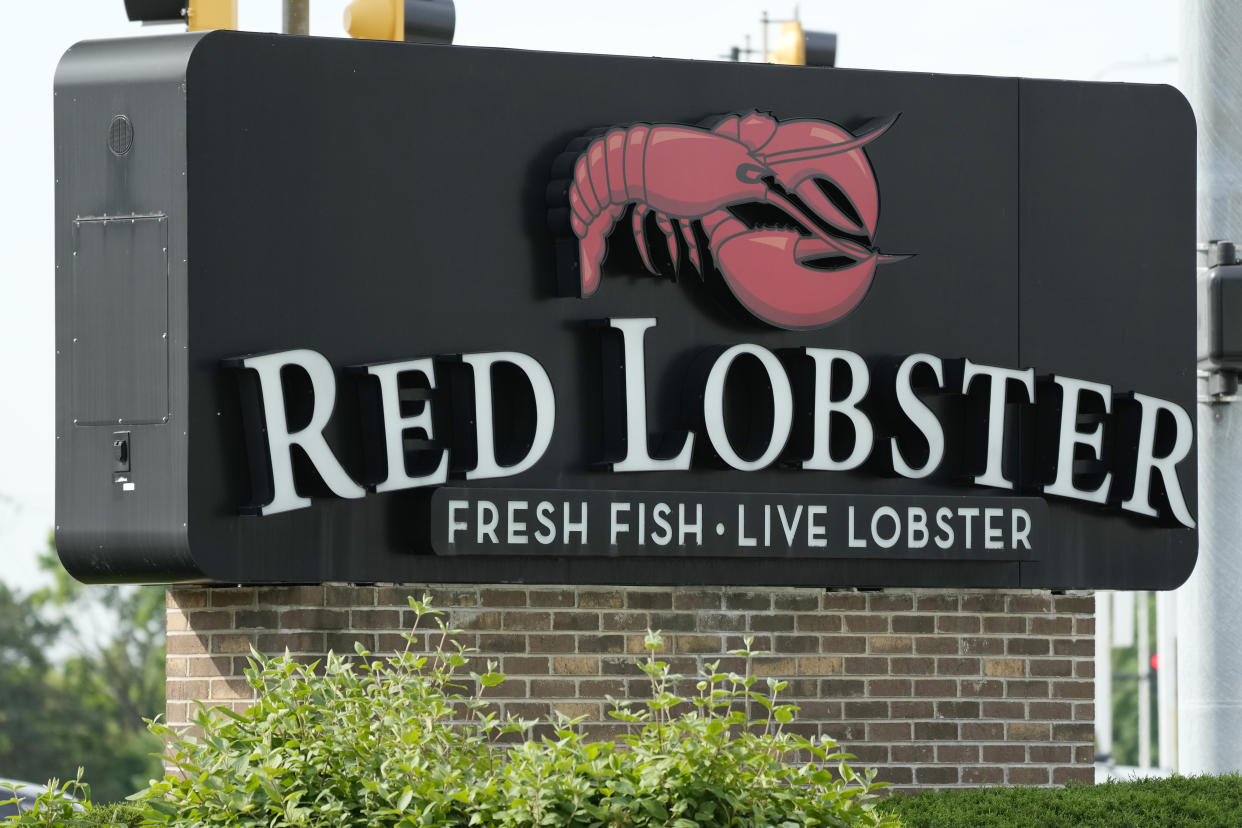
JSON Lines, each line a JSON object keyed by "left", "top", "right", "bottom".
{"left": 712, "top": 222, "right": 879, "bottom": 330}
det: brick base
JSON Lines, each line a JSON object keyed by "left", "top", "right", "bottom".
{"left": 165, "top": 585, "right": 1094, "bottom": 791}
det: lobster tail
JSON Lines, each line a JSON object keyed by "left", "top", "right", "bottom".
{"left": 560, "top": 125, "right": 650, "bottom": 295}
{"left": 552, "top": 120, "right": 771, "bottom": 296}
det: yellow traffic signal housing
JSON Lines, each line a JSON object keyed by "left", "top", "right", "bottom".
{"left": 344, "top": 0, "right": 403, "bottom": 40}
{"left": 344, "top": 0, "right": 455, "bottom": 43}
{"left": 188, "top": 0, "right": 238, "bottom": 31}
{"left": 768, "top": 21, "right": 807, "bottom": 66}
{"left": 767, "top": 20, "right": 837, "bottom": 67}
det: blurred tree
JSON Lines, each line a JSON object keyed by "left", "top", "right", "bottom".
{"left": 0, "top": 538, "right": 165, "bottom": 802}
{"left": 1109, "top": 592, "right": 1159, "bottom": 768}
{"left": 0, "top": 580, "right": 66, "bottom": 760}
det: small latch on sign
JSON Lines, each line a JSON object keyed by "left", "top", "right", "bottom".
{"left": 112, "top": 431, "right": 130, "bottom": 472}
{"left": 112, "top": 432, "right": 134, "bottom": 491}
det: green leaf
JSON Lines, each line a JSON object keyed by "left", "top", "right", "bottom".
{"left": 146, "top": 799, "right": 179, "bottom": 816}
{"left": 640, "top": 798, "right": 670, "bottom": 820}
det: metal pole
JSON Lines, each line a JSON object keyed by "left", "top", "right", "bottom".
{"left": 1094, "top": 591, "right": 1114, "bottom": 765}
{"left": 284, "top": 0, "right": 310, "bottom": 35}
{"left": 1138, "top": 592, "right": 1151, "bottom": 769}
{"left": 1157, "top": 591, "right": 1178, "bottom": 769}
{"left": 1177, "top": 0, "right": 1242, "bottom": 775}
{"left": 761, "top": 11, "right": 769, "bottom": 62}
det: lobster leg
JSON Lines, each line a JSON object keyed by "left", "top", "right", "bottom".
{"left": 654, "top": 212, "right": 680, "bottom": 273}
{"left": 679, "top": 219, "right": 702, "bottom": 273}
{"left": 632, "top": 204, "right": 659, "bottom": 275}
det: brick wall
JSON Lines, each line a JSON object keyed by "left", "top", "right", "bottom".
{"left": 166, "top": 585, "right": 1095, "bottom": 792}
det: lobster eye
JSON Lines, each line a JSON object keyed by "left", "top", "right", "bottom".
{"left": 736, "top": 163, "right": 769, "bottom": 183}
{"left": 814, "top": 178, "right": 865, "bottom": 231}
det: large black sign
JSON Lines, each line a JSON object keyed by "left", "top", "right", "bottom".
{"left": 54, "top": 31, "right": 1196, "bottom": 588}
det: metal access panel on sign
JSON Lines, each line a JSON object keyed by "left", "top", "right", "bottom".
{"left": 71, "top": 216, "right": 169, "bottom": 426}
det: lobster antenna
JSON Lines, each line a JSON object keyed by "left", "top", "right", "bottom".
{"left": 761, "top": 112, "right": 901, "bottom": 165}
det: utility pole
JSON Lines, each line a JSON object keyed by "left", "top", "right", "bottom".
{"left": 1177, "top": 0, "right": 1242, "bottom": 775}
{"left": 722, "top": 36, "right": 758, "bottom": 63}
{"left": 284, "top": 0, "right": 310, "bottom": 35}
{"left": 761, "top": 10, "right": 769, "bottom": 64}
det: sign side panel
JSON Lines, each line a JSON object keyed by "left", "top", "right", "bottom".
{"left": 54, "top": 35, "right": 202, "bottom": 582}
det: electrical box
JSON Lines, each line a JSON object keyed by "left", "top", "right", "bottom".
{"left": 1198, "top": 262, "right": 1242, "bottom": 371}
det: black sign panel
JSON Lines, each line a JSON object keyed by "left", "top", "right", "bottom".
{"left": 53, "top": 31, "right": 1196, "bottom": 588}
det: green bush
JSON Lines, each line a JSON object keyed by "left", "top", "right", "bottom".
{"left": 879, "top": 774, "right": 1242, "bottom": 827}
{"left": 124, "top": 596, "right": 894, "bottom": 827}
{"left": 0, "top": 771, "right": 143, "bottom": 826}
{"left": 78, "top": 804, "right": 144, "bottom": 827}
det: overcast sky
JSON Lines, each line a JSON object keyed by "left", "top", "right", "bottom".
{"left": 0, "top": 0, "right": 1179, "bottom": 589}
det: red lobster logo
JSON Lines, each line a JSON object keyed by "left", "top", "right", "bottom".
{"left": 552, "top": 111, "right": 908, "bottom": 329}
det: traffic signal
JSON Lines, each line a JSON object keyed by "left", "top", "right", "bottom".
{"left": 123, "top": 0, "right": 237, "bottom": 31}
{"left": 767, "top": 21, "right": 837, "bottom": 67}
{"left": 123, "top": 0, "right": 183, "bottom": 22}
{"left": 344, "top": 0, "right": 455, "bottom": 44}
{"left": 188, "top": 0, "right": 237, "bottom": 31}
